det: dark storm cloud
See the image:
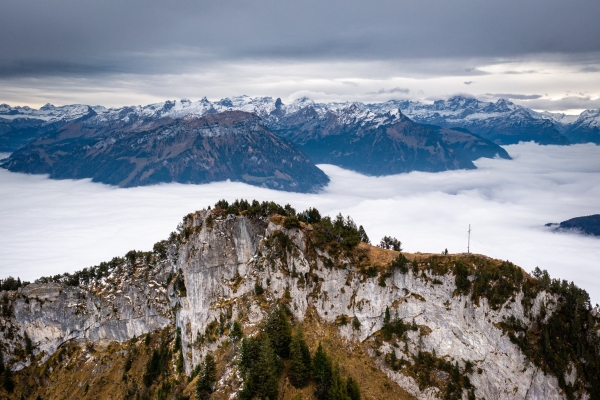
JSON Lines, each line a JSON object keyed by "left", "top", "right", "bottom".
{"left": 2, "top": 0, "right": 600, "bottom": 78}
{"left": 525, "top": 96, "right": 600, "bottom": 111}
{"left": 368, "top": 87, "right": 410, "bottom": 94}
{"left": 580, "top": 66, "right": 600, "bottom": 73}
{"left": 486, "top": 93, "right": 543, "bottom": 100}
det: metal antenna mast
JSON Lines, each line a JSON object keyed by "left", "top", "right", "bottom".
{"left": 467, "top": 224, "right": 471, "bottom": 254}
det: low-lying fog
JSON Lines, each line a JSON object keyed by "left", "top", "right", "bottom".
{"left": 1, "top": 142, "right": 599, "bottom": 303}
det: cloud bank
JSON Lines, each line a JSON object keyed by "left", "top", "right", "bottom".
{"left": 1, "top": 1, "right": 600, "bottom": 110}
{"left": 0, "top": 143, "right": 599, "bottom": 303}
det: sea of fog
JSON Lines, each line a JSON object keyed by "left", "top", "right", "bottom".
{"left": 1, "top": 142, "right": 599, "bottom": 303}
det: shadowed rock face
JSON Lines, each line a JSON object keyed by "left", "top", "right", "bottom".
{"left": 1, "top": 111, "right": 329, "bottom": 192}
{"left": 388, "top": 96, "right": 571, "bottom": 145}
{"left": 563, "top": 109, "right": 600, "bottom": 144}
{"left": 2, "top": 208, "right": 595, "bottom": 399}
{"left": 546, "top": 214, "right": 600, "bottom": 236}
{"left": 271, "top": 109, "right": 510, "bottom": 175}
{"left": 0, "top": 104, "right": 97, "bottom": 152}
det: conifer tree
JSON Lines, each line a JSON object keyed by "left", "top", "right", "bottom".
{"left": 313, "top": 342, "right": 333, "bottom": 400}
{"left": 289, "top": 327, "right": 311, "bottom": 388}
{"left": 346, "top": 376, "right": 361, "bottom": 400}
{"left": 176, "top": 350, "right": 184, "bottom": 374}
{"left": 2, "top": 367, "right": 14, "bottom": 393}
{"left": 196, "top": 352, "right": 217, "bottom": 400}
{"left": 328, "top": 364, "right": 350, "bottom": 400}
{"left": 238, "top": 336, "right": 260, "bottom": 376}
{"left": 230, "top": 320, "right": 243, "bottom": 342}
{"left": 358, "top": 225, "right": 370, "bottom": 244}
{"left": 264, "top": 305, "right": 292, "bottom": 358}
{"left": 251, "top": 338, "right": 279, "bottom": 399}
{"left": 143, "top": 349, "right": 161, "bottom": 386}
{"left": 384, "top": 306, "right": 391, "bottom": 325}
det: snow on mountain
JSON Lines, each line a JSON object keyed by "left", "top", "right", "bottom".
{"left": 562, "top": 109, "right": 600, "bottom": 144}
{"left": 0, "top": 103, "right": 92, "bottom": 122}
{"left": 574, "top": 109, "right": 600, "bottom": 128}
{"left": 533, "top": 111, "right": 580, "bottom": 126}
{"left": 3, "top": 96, "right": 597, "bottom": 145}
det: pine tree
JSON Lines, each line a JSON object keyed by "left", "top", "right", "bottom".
{"left": 24, "top": 331, "right": 33, "bottom": 356}
{"left": 250, "top": 338, "right": 279, "bottom": 400}
{"left": 289, "top": 328, "right": 311, "bottom": 388}
{"left": 313, "top": 342, "right": 333, "bottom": 400}
{"left": 176, "top": 350, "right": 184, "bottom": 374}
{"left": 196, "top": 353, "right": 217, "bottom": 400}
{"left": 2, "top": 367, "right": 14, "bottom": 393}
{"left": 328, "top": 364, "right": 350, "bottom": 400}
{"left": 384, "top": 306, "right": 391, "bottom": 325}
{"left": 264, "top": 305, "right": 292, "bottom": 358}
{"left": 143, "top": 349, "right": 161, "bottom": 386}
{"left": 358, "top": 225, "right": 370, "bottom": 244}
{"left": 346, "top": 376, "right": 361, "bottom": 400}
{"left": 230, "top": 320, "right": 243, "bottom": 341}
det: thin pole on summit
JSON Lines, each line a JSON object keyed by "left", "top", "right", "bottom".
{"left": 467, "top": 224, "right": 471, "bottom": 254}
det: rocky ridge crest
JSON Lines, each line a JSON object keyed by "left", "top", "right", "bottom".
{"left": 0, "top": 201, "right": 599, "bottom": 399}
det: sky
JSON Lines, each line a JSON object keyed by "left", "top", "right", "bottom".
{"left": 2, "top": 0, "right": 600, "bottom": 113}
{"left": 1, "top": 143, "right": 599, "bottom": 303}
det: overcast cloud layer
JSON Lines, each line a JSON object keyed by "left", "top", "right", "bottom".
{"left": 1, "top": 143, "right": 599, "bottom": 303}
{"left": 2, "top": 1, "right": 600, "bottom": 112}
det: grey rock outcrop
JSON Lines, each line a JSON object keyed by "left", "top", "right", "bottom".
{"left": 1, "top": 209, "right": 596, "bottom": 399}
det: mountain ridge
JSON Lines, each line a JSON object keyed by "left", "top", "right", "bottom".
{"left": 3, "top": 95, "right": 598, "bottom": 151}
{"left": 2, "top": 111, "right": 330, "bottom": 192}
{"left": 0, "top": 200, "right": 598, "bottom": 399}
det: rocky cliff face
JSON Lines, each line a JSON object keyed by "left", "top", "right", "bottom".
{"left": 1, "top": 204, "right": 598, "bottom": 399}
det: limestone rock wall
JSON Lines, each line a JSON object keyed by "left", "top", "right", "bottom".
{"left": 0, "top": 210, "right": 584, "bottom": 399}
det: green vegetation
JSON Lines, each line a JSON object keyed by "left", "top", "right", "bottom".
{"left": 381, "top": 306, "right": 417, "bottom": 341}
{"left": 236, "top": 305, "right": 361, "bottom": 400}
{"left": 195, "top": 353, "right": 217, "bottom": 400}
{"left": 412, "top": 351, "right": 474, "bottom": 400}
{"left": 420, "top": 255, "right": 524, "bottom": 310}
{"left": 289, "top": 328, "right": 312, "bottom": 388}
{"left": 264, "top": 305, "right": 292, "bottom": 358}
{"left": 311, "top": 214, "right": 361, "bottom": 251}
{"left": 501, "top": 268, "right": 600, "bottom": 399}
{"left": 0, "top": 351, "right": 14, "bottom": 393}
{"left": 173, "top": 271, "right": 187, "bottom": 297}
{"left": 380, "top": 236, "right": 402, "bottom": 251}
{"left": 390, "top": 253, "right": 410, "bottom": 274}
{"left": 417, "top": 254, "right": 600, "bottom": 399}
{"left": 358, "top": 225, "right": 370, "bottom": 244}
{"left": 143, "top": 330, "right": 172, "bottom": 387}
{"left": 312, "top": 342, "right": 360, "bottom": 400}
{"left": 284, "top": 215, "right": 302, "bottom": 229}
{"left": 213, "top": 199, "right": 297, "bottom": 219}
{"left": 0, "top": 276, "right": 28, "bottom": 292}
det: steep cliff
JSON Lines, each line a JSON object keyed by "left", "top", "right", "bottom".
{"left": 0, "top": 200, "right": 598, "bottom": 399}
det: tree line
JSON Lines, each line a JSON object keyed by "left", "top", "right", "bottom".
{"left": 196, "top": 304, "right": 361, "bottom": 400}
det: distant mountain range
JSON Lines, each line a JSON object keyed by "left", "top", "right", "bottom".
{"left": 546, "top": 214, "right": 600, "bottom": 237}
{"left": 2, "top": 111, "right": 329, "bottom": 192}
{"left": 2, "top": 95, "right": 598, "bottom": 152}
{"left": 3, "top": 94, "right": 595, "bottom": 191}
